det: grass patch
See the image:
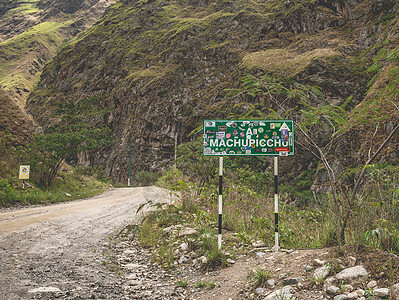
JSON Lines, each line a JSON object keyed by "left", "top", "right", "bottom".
{"left": 242, "top": 48, "right": 339, "bottom": 77}
{"left": 0, "top": 164, "right": 112, "bottom": 207}
{"left": 0, "top": 21, "right": 72, "bottom": 60}
{"left": 0, "top": 20, "right": 72, "bottom": 103}
{"left": 175, "top": 279, "right": 188, "bottom": 288}
{"left": 7, "top": 2, "right": 40, "bottom": 16}
{"left": 195, "top": 281, "right": 215, "bottom": 289}
{"left": 133, "top": 157, "right": 399, "bottom": 272}
{"left": 248, "top": 267, "right": 271, "bottom": 288}
{"left": 136, "top": 170, "right": 162, "bottom": 187}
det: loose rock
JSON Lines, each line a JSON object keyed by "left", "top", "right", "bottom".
{"left": 326, "top": 286, "right": 340, "bottom": 295}
{"left": 335, "top": 266, "right": 368, "bottom": 282}
{"left": 267, "top": 279, "right": 276, "bottom": 289}
{"left": 367, "top": 280, "right": 378, "bottom": 289}
{"left": 283, "top": 278, "right": 300, "bottom": 285}
{"left": 347, "top": 291, "right": 358, "bottom": 299}
{"left": 255, "top": 287, "right": 264, "bottom": 295}
{"left": 305, "top": 265, "right": 313, "bottom": 272}
{"left": 256, "top": 252, "right": 266, "bottom": 258}
{"left": 373, "top": 287, "right": 389, "bottom": 298}
{"left": 265, "top": 286, "right": 292, "bottom": 300}
{"left": 28, "top": 287, "right": 61, "bottom": 293}
{"left": 334, "top": 295, "right": 348, "bottom": 300}
{"left": 313, "top": 265, "right": 330, "bottom": 281}
{"left": 179, "top": 243, "right": 188, "bottom": 252}
{"left": 348, "top": 256, "right": 357, "bottom": 267}
{"left": 314, "top": 259, "right": 326, "bottom": 266}
{"left": 252, "top": 240, "right": 266, "bottom": 247}
{"left": 391, "top": 283, "right": 399, "bottom": 299}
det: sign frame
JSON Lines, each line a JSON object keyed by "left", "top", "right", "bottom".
{"left": 19, "top": 165, "right": 30, "bottom": 180}
{"left": 203, "top": 119, "right": 295, "bottom": 156}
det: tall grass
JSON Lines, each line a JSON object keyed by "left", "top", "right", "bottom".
{"left": 0, "top": 167, "right": 111, "bottom": 207}
{"left": 148, "top": 164, "right": 399, "bottom": 254}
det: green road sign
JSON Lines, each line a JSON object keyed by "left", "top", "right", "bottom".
{"left": 203, "top": 120, "right": 295, "bottom": 156}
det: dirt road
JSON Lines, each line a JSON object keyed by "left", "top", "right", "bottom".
{"left": 0, "top": 187, "right": 173, "bottom": 300}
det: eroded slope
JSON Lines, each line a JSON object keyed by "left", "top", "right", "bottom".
{"left": 26, "top": 0, "right": 399, "bottom": 181}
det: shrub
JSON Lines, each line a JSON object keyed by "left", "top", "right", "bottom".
{"left": 136, "top": 170, "right": 161, "bottom": 186}
{"left": 248, "top": 267, "right": 270, "bottom": 287}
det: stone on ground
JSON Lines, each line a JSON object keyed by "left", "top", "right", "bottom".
{"left": 335, "top": 266, "right": 368, "bottom": 282}
{"left": 265, "top": 286, "right": 292, "bottom": 300}
{"left": 28, "top": 287, "right": 61, "bottom": 293}
{"left": 313, "top": 265, "right": 330, "bottom": 280}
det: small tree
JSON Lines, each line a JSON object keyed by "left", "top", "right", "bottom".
{"left": 227, "top": 73, "right": 398, "bottom": 244}
{"left": 21, "top": 95, "right": 113, "bottom": 188}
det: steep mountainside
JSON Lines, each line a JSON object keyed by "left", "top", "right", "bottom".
{"left": 0, "top": 87, "right": 36, "bottom": 148}
{"left": 26, "top": 0, "right": 399, "bottom": 182}
{"left": 0, "top": 0, "right": 116, "bottom": 106}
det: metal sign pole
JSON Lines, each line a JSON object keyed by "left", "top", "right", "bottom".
{"left": 218, "top": 156, "right": 223, "bottom": 251}
{"left": 128, "top": 141, "right": 132, "bottom": 187}
{"left": 274, "top": 156, "right": 279, "bottom": 252}
{"left": 174, "top": 134, "right": 177, "bottom": 175}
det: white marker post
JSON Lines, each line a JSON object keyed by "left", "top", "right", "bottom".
{"left": 218, "top": 156, "right": 223, "bottom": 251}
{"left": 273, "top": 157, "right": 279, "bottom": 252}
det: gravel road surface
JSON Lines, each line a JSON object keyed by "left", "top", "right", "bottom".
{"left": 0, "top": 187, "right": 172, "bottom": 300}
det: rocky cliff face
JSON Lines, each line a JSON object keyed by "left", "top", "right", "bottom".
{"left": 0, "top": 87, "right": 36, "bottom": 146}
{"left": 26, "top": 0, "right": 399, "bottom": 182}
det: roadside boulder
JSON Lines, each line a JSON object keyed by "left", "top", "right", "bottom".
{"left": 265, "top": 286, "right": 293, "bottom": 300}
{"left": 313, "top": 265, "right": 330, "bottom": 281}
{"left": 391, "top": 283, "right": 399, "bottom": 299}
{"left": 373, "top": 288, "right": 389, "bottom": 298}
{"left": 335, "top": 266, "right": 368, "bottom": 283}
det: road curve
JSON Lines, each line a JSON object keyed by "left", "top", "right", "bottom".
{"left": 0, "top": 187, "right": 173, "bottom": 300}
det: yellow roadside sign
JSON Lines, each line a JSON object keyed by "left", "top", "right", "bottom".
{"left": 19, "top": 165, "right": 30, "bottom": 180}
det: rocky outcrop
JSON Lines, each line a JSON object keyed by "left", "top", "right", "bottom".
{"left": 0, "top": 1, "right": 17, "bottom": 19}
{"left": 26, "top": 0, "right": 399, "bottom": 182}
{"left": 37, "top": 0, "right": 87, "bottom": 16}
{"left": 0, "top": 87, "right": 37, "bottom": 147}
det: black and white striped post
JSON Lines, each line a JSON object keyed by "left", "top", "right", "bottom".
{"left": 218, "top": 156, "right": 223, "bottom": 251}
{"left": 273, "top": 156, "right": 279, "bottom": 252}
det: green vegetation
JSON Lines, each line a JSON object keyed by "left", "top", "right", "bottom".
{"left": 0, "top": 20, "right": 73, "bottom": 103}
{"left": 243, "top": 48, "right": 339, "bottom": 77}
{"left": 133, "top": 155, "right": 399, "bottom": 272}
{"left": 0, "top": 0, "right": 40, "bottom": 19}
{"left": 0, "top": 141, "right": 111, "bottom": 207}
{"left": 135, "top": 171, "right": 162, "bottom": 186}
{"left": 6, "top": 1, "right": 40, "bottom": 16}
{"left": 195, "top": 281, "right": 215, "bottom": 289}
{"left": 18, "top": 95, "right": 113, "bottom": 188}
{"left": 132, "top": 69, "right": 399, "bottom": 270}
{"left": 226, "top": 73, "right": 399, "bottom": 246}
{"left": 366, "top": 47, "right": 399, "bottom": 101}
{"left": 2, "top": 0, "right": 398, "bottom": 279}
{"left": 0, "top": 159, "right": 111, "bottom": 207}
{"left": 0, "top": 115, "right": 111, "bottom": 208}
{"left": 0, "top": 93, "right": 114, "bottom": 207}
{"left": 248, "top": 267, "right": 271, "bottom": 288}
{"left": 175, "top": 279, "right": 188, "bottom": 288}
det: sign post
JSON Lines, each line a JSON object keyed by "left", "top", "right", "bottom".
{"left": 274, "top": 157, "right": 279, "bottom": 252}
{"left": 218, "top": 157, "right": 223, "bottom": 251}
{"left": 203, "top": 120, "right": 295, "bottom": 251}
{"left": 128, "top": 141, "right": 132, "bottom": 187}
{"left": 19, "top": 165, "right": 30, "bottom": 190}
